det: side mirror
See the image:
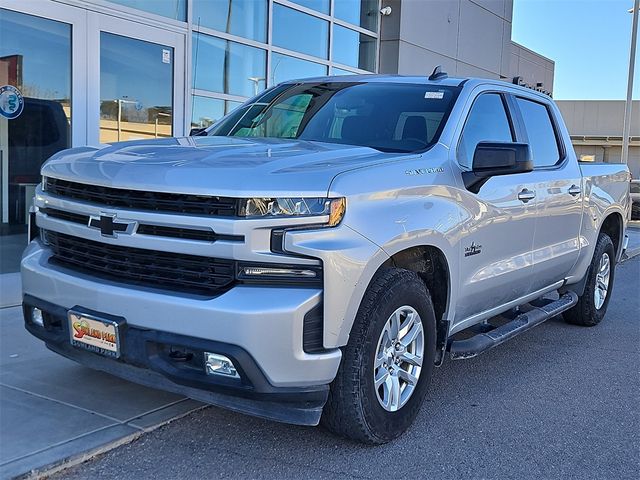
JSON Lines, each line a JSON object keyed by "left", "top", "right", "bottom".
{"left": 463, "top": 141, "right": 533, "bottom": 193}
{"left": 189, "top": 127, "right": 207, "bottom": 136}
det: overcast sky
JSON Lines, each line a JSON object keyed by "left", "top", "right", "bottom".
{"left": 512, "top": 0, "right": 639, "bottom": 100}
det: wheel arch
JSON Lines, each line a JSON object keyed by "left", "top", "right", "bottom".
{"left": 379, "top": 245, "right": 452, "bottom": 365}
{"left": 563, "top": 210, "right": 624, "bottom": 297}
{"left": 599, "top": 211, "right": 624, "bottom": 259}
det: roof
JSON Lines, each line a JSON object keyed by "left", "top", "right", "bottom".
{"left": 279, "top": 74, "right": 553, "bottom": 100}
{"left": 281, "top": 73, "right": 467, "bottom": 87}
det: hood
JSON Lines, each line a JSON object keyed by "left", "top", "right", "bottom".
{"left": 42, "top": 136, "right": 410, "bottom": 197}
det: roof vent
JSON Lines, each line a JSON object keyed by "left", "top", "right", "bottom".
{"left": 428, "top": 65, "right": 448, "bottom": 81}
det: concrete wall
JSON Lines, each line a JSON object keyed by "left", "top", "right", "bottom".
{"left": 379, "top": 0, "right": 554, "bottom": 93}
{"left": 510, "top": 42, "right": 554, "bottom": 94}
{"left": 557, "top": 100, "right": 640, "bottom": 136}
{"left": 556, "top": 100, "right": 640, "bottom": 177}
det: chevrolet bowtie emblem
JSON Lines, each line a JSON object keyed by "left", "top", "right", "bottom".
{"left": 88, "top": 214, "right": 131, "bottom": 237}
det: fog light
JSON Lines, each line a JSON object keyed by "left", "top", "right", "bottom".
{"left": 204, "top": 352, "right": 239, "bottom": 378}
{"left": 32, "top": 308, "right": 44, "bottom": 327}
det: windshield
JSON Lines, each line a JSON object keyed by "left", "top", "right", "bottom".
{"left": 207, "top": 82, "right": 461, "bottom": 153}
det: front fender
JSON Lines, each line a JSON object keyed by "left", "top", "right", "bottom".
{"left": 285, "top": 224, "right": 389, "bottom": 348}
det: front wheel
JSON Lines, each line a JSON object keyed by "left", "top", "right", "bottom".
{"left": 564, "top": 232, "right": 616, "bottom": 326}
{"left": 321, "top": 268, "right": 436, "bottom": 444}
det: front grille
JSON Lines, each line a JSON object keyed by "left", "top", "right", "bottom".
{"left": 41, "top": 208, "right": 89, "bottom": 225}
{"left": 45, "top": 231, "right": 236, "bottom": 296}
{"left": 136, "top": 224, "right": 242, "bottom": 243}
{"left": 40, "top": 207, "right": 244, "bottom": 243}
{"left": 45, "top": 177, "right": 240, "bottom": 216}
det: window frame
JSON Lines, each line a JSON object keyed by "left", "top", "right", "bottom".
{"left": 511, "top": 94, "right": 567, "bottom": 170}
{"left": 455, "top": 91, "right": 518, "bottom": 171}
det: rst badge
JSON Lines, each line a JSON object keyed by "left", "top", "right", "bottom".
{"left": 464, "top": 242, "right": 482, "bottom": 257}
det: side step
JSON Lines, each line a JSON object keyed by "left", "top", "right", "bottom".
{"left": 448, "top": 291, "right": 578, "bottom": 360}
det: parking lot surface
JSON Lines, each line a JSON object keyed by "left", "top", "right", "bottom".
{"left": 50, "top": 257, "right": 639, "bottom": 480}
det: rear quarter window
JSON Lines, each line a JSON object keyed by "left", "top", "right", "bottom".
{"left": 516, "top": 97, "right": 561, "bottom": 168}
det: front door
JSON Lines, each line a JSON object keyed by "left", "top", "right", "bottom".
{"left": 88, "top": 15, "right": 185, "bottom": 145}
{"left": 453, "top": 91, "right": 537, "bottom": 325}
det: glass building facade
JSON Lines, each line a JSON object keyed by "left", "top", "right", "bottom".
{"left": 0, "top": 0, "right": 380, "bottom": 273}
{"left": 189, "top": 0, "right": 379, "bottom": 128}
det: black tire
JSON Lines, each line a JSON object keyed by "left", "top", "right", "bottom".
{"left": 321, "top": 268, "right": 436, "bottom": 444}
{"left": 632, "top": 202, "right": 640, "bottom": 221}
{"left": 564, "top": 232, "right": 616, "bottom": 326}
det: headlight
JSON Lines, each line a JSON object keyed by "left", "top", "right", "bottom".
{"left": 239, "top": 197, "right": 346, "bottom": 226}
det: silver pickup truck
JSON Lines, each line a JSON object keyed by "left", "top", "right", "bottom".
{"left": 22, "top": 73, "right": 631, "bottom": 444}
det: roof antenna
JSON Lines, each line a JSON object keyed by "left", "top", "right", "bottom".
{"left": 428, "top": 65, "right": 448, "bottom": 81}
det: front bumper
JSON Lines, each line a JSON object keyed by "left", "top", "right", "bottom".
{"left": 21, "top": 241, "right": 342, "bottom": 425}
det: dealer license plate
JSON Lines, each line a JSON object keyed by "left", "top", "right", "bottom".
{"left": 68, "top": 311, "right": 121, "bottom": 358}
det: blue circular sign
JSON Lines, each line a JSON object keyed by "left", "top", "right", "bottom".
{"left": 0, "top": 85, "right": 24, "bottom": 120}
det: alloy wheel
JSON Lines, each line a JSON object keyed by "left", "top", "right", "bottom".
{"left": 373, "top": 306, "right": 424, "bottom": 412}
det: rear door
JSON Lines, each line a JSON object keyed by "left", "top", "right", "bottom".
{"left": 512, "top": 96, "right": 583, "bottom": 291}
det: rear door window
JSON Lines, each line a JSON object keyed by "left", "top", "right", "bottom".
{"left": 516, "top": 97, "right": 561, "bottom": 168}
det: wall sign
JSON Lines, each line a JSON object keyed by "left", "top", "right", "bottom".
{"left": 0, "top": 85, "right": 24, "bottom": 119}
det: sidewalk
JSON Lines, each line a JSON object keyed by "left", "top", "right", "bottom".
{"left": 0, "top": 306, "right": 204, "bottom": 479}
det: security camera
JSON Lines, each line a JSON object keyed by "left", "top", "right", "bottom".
{"left": 380, "top": 6, "right": 392, "bottom": 16}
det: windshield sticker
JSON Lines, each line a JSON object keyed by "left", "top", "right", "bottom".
{"left": 424, "top": 91, "right": 444, "bottom": 99}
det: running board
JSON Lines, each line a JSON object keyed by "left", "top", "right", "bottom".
{"left": 448, "top": 291, "right": 578, "bottom": 360}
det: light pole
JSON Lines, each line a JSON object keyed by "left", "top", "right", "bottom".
{"left": 115, "top": 98, "right": 138, "bottom": 142}
{"left": 622, "top": 0, "right": 639, "bottom": 165}
{"left": 154, "top": 112, "right": 171, "bottom": 138}
{"left": 248, "top": 77, "right": 265, "bottom": 96}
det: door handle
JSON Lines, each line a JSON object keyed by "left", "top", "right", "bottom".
{"left": 517, "top": 188, "right": 536, "bottom": 203}
{"left": 568, "top": 184, "right": 581, "bottom": 197}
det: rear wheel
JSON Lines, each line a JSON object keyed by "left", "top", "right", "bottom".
{"left": 564, "top": 232, "right": 615, "bottom": 326}
{"left": 321, "top": 268, "right": 436, "bottom": 444}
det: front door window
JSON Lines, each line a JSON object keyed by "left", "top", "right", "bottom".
{"left": 100, "top": 32, "right": 174, "bottom": 143}
{"left": 0, "top": 9, "right": 71, "bottom": 273}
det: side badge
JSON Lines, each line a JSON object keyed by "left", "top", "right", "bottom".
{"left": 464, "top": 242, "right": 482, "bottom": 257}
{"left": 405, "top": 167, "right": 444, "bottom": 176}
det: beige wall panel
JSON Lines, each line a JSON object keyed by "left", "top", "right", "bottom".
{"left": 458, "top": 0, "right": 504, "bottom": 75}
{"left": 544, "top": 68, "right": 554, "bottom": 93}
{"left": 469, "top": 0, "right": 507, "bottom": 19}
{"left": 455, "top": 60, "right": 500, "bottom": 78}
{"left": 500, "top": 20, "right": 512, "bottom": 77}
{"left": 397, "top": 41, "right": 457, "bottom": 74}
{"left": 399, "top": 0, "right": 461, "bottom": 58}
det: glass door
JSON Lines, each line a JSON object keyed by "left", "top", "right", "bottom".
{"left": 88, "top": 15, "right": 185, "bottom": 145}
{"left": 0, "top": 2, "right": 85, "bottom": 274}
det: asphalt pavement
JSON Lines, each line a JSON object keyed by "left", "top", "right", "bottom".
{"left": 50, "top": 257, "right": 640, "bottom": 480}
